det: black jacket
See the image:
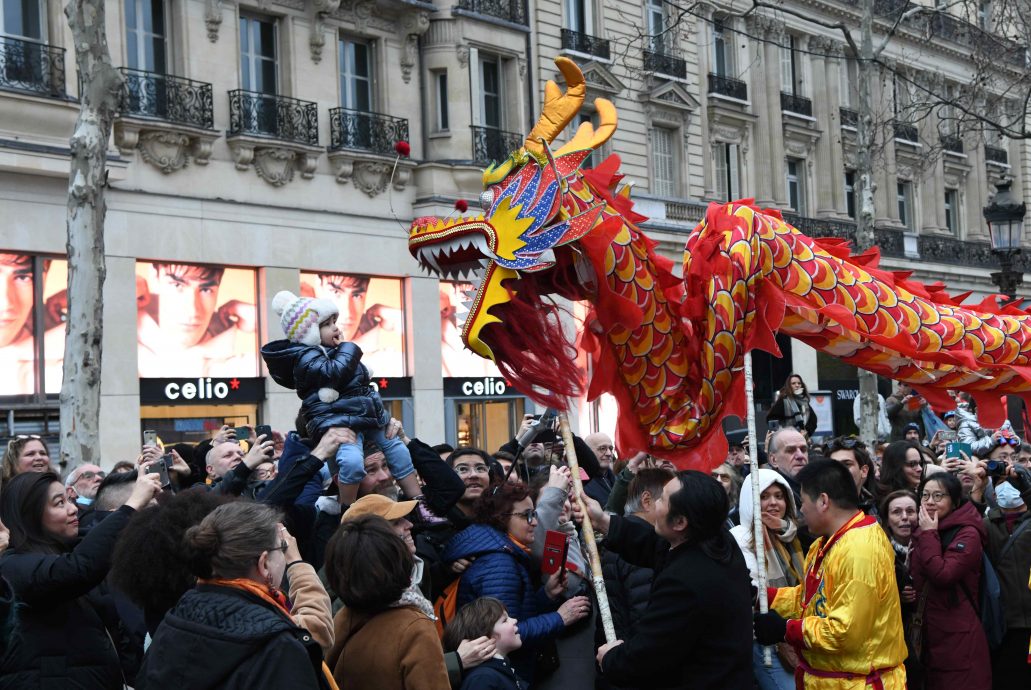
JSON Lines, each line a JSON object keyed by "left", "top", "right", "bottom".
{"left": 0, "top": 505, "right": 138, "bottom": 690}
{"left": 136, "top": 584, "right": 330, "bottom": 690}
{"left": 460, "top": 657, "right": 527, "bottom": 690}
{"left": 601, "top": 515, "right": 655, "bottom": 642}
{"left": 767, "top": 395, "right": 818, "bottom": 436}
{"left": 599, "top": 516, "right": 753, "bottom": 690}
{"left": 261, "top": 339, "right": 386, "bottom": 437}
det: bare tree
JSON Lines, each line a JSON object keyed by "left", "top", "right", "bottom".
{"left": 59, "top": 0, "right": 123, "bottom": 470}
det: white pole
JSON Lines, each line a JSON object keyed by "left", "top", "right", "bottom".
{"left": 744, "top": 351, "right": 773, "bottom": 667}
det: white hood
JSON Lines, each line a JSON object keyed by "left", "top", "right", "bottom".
{"left": 737, "top": 468, "right": 798, "bottom": 529}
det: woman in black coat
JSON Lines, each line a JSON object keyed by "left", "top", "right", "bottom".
{"left": 0, "top": 469, "right": 162, "bottom": 689}
{"left": 766, "top": 374, "right": 818, "bottom": 437}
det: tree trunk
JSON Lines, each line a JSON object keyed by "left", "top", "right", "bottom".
{"left": 855, "top": 0, "right": 880, "bottom": 446}
{"left": 59, "top": 0, "right": 123, "bottom": 471}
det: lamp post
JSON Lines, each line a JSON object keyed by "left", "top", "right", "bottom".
{"left": 983, "top": 181, "right": 1026, "bottom": 301}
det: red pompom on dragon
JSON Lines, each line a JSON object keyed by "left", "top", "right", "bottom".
{"left": 409, "top": 57, "right": 1031, "bottom": 470}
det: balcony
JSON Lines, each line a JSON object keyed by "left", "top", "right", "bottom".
{"left": 780, "top": 92, "right": 813, "bottom": 117}
{"left": 893, "top": 121, "right": 918, "bottom": 143}
{"left": 560, "top": 28, "right": 610, "bottom": 60}
{"left": 708, "top": 73, "right": 747, "bottom": 100}
{"left": 915, "top": 234, "right": 1031, "bottom": 270}
{"left": 840, "top": 107, "right": 858, "bottom": 128}
{"left": 940, "top": 134, "right": 963, "bottom": 154}
{"left": 643, "top": 39, "right": 686, "bottom": 79}
{"left": 985, "top": 145, "right": 1008, "bottom": 165}
{"left": 119, "top": 68, "right": 213, "bottom": 129}
{"left": 781, "top": 213, "right": 905, "bottom": 258}
{"left": 329, "top": 108, "right": 409, "bottom": 154}
{"left": 455, "top": 0, "right": 527, "bottom": 26}
{"left": 0, "top": 35, "right": 65, "bottom": 98}
{"left": 226, "top": 90, "right": 320, "bottom": 186}
{"left": 471, "top": 125, "right": 523, "bottom": 166}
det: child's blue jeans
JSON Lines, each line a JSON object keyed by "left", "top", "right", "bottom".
{"left": 335, "top": 426, "right": 415, "bottom": 486}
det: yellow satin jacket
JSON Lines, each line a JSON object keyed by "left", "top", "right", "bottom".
{"left": 770, "top": 516, "right": 908, "bottom": 690}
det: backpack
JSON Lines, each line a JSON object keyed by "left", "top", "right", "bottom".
{"left": 433, "top": 577, "right": 460, "bottom": 639}
{"left": 939, "top": 526, "right": 1006, "bottom": 650}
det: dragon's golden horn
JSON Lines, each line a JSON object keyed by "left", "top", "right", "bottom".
{"left": 524, "top": 57, "right": 586, "bottom": 156}
{"left": 554, "top": 98, "right": 618, "bottom": 158}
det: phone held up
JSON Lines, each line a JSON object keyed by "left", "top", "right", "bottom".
{"left": 145, "top": 458, "right": 172, "bottom": 489}
{"left": 255, "top": 424, "right": 272, "bottom": 440}
{"left": 142, "top": 429, "right": 158, "bottom": 447}
{"left": 541, "top": 530, "right": 569, "bottom": 577}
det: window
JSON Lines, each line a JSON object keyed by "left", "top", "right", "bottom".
{"left": 125, "top": 0, "right": 166, "bottom": 73}
{"left": 713, "top": 142, "right": 740, "bottom": 202}
{"left": 786, "top": 159, "right": 806, "bottom": 213}
{"left": 651, "top": 126, "right": 676, "bottom": 197}
{"left": 565, "top": 0, "right": 590, "bottom": 33}
{"left": 978, "top": 2, "right": 992, "bottom": 30}
{"left": 240, "top": 15, "right": 276, "bottom": 94}
{"left": 646, "top": 0, "right": 665, "bottom": 51}
{"left": 944, "top": 189, "right": 959, "bottom": 235}
{"left": 780, "top": 35, "right": 802, "bottom": 95}
{"left": 434, "top": 71, "right": 449, "bottom": 131}
{"left": 713, "top": 17, "right": 733, "bottom": 77}
{"left": 339, "top": 37, "right": 371, "bottom": 112}
{"left": 840, "top": 57, "right": 857, "bottom": 108}
{"left": 479, "top": 55, "right": 501, "bottom": 129}
{"left": 0, "top": 0, "right": 43, "bottom": 39}
{"left": 844, "top": 171, "right": 857, "bottom": 219}
{"left": 897, "top": 181, "right": 913, "bottom": 229}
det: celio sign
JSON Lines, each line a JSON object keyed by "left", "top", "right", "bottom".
{"left": 443, "top": 377, "right": 514, "bottom": 398}
{"left": 139, "top": 377, "right": 265, "bottom": 405}
{"left": 165, "top": 378, "right": 231, "bottom": 400}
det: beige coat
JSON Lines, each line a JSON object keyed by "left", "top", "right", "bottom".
{"left": 286, "top": 561, "right": 335, "bottom": 653}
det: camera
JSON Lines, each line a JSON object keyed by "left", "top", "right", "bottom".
{"left": 986, "top": 459, "right": 1009, "bottom": 479}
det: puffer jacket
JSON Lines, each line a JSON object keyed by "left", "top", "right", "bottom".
{"left": 911, "top": 500, "right": 992, "bottom": 690}
{"left": 261, "top": 339, "right": 386, "bottom": 437}
{"left": 601, "top": 514, "right": 654, "bottom": 642}
{"left": 953, "top": 405, "right": 995, "bottom": 455}
{"left": 441, "top": 524, "right": 564, "bottom": 682}
{"left": 983, "top": 480, "right": 1031, "bottom": 630}
{"left": 136, "top": 584, "right": 330, "bottom": 690}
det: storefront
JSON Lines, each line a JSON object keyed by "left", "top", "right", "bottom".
{"left": 443, "top": 377, "right": 527, "bottom": 451}
{"left": 139, "top": 376, "right": 266, "bottom": 444}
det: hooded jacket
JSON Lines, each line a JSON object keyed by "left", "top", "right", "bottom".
{"left": 953, "top": 405, "right": 996, "bottom": 455}
{"left": 911, "top": 500, "right": 992, "bottom": 690}
{"left": 135, "top": 584, "right": 330, "bottom": 690}
{"left": 730, "top": 468, "right": 805, "bottom": 589}
{"left": 441, "top": 524, "right": 564, "bottom": 682}
{"left": 261, "top": 339, "right": 386, "bottom": 438}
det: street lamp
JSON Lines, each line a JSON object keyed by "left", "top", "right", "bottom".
{"left": 983, "top": 181, "right": 1026, "bottom": 301}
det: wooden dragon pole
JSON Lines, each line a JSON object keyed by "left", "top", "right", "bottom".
{"left": 744, "top": 352, "right": 772, "bottom": 666}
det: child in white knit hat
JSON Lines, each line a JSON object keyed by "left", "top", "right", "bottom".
{"left": 261, "top": 290, "right": 421, "bottom": 507}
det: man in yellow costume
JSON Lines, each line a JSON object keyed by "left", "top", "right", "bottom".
{"left": 753, "top": 460, "right": 907, "bottom": 689}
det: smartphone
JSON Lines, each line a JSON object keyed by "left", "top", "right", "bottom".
{"left": 767, "top": 420, "right": 781, "bottom": 432}
{"left": 145, "top": 460, "right": 171, "bottom": 489}
{"left": 160, "top": 453, "right": 174, "bottom": 469}
{"left": 945, "top": 441, "right": 972, "bottom": 461}
{"left": 541, "top": 530, "right": 569, "bottom": 576}
{"left": 142, "top": 429, "right": 158, "bottom": 447}
{"left": 255, "top": 424, "right": 272, "bottom": 440}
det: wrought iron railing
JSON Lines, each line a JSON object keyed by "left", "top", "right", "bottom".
{"left": 455, "top": 0, "right": 527, "bottom": 25}
{"left": 839, "top": 107, "right": 858, "bottom": 127}
{"left": 708, "top": 73, "right": 747, "bottom": 100}
{"left": 874, "top": 227, "right": 906, "bottom": 257}
{"left": 915, "top": 234, "right": 1031, "bottom": 270}
{"left": 560, "top": 28, "right": 610, "bottom": 60}
{"left": 227, "top": 89, "right": 318, "bottom": 146}
{"left": 471, "top": 125, "right": 522, "bottom": 166}
{"left": 118, "top": 68, "right": 213, "bottom": 129}
{"left": 328, "top": 108, "right": 409, "bottom": 154}
{"left": 893, "top": 121, "right": 918, "bottom": 142}
{"left": 0, "top": 35, "right": 65, "bottom": 97}
{"left": 985, "top": 145, "right": 1008, "bottom": 165}
{"left": 643, "top": 38, "right": 687, "bottom": 79}
{"left": 781, "top": 212, "right": 904, "bottom": 258}
{"left": 940, "top": 134, "right": 963, "bottom": 154}
{"left": 780, "top": 92, "right": 813, "bottom": 117}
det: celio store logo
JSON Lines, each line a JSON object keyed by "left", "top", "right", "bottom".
{"left": 140, "top": 377, "right": 264, "bottom": 405}
{"left": 164, "top": 377, "right": 240, "bottom": 400}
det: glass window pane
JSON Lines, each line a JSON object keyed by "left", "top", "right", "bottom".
{"left": 259, "top": 21, "right": 276, "bottom": 59}
{"left": 150, "top": 0, "right": 165, "bottom": 35}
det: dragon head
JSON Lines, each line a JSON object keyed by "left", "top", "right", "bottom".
{"left": 409, "top": 57, "right": 618, "bottom": 402}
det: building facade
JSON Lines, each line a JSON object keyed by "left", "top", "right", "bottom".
{"left": 0, "top": 0, "right": 1027, "bottom": 462}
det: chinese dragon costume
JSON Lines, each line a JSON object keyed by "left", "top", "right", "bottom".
{"left": 409, "top": 57, "right": 1031, "bottom": 469}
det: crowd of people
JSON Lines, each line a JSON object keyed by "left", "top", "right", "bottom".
{"left": 0, "top": 304, "right": 1029, "bottom": 690}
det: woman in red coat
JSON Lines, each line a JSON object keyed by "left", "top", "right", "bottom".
{"left": 910, "top": 471, "right": 991, "bottom": 690}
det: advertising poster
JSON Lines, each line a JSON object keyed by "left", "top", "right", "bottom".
{"left": 0, "top": 253, "right": 66, "bottom": 396}
{"left": 440, "top": 280, "right": 501, "bottom": 378}
{"left": 136, "top": 261, "right": 258, "bottom": 378}
{"left": 300, "top": 272, "right": 406, "bottom": 377}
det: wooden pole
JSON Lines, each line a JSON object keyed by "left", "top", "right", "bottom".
{"left": 744, "top": 352, "right": 773, "bottom": 666}
{"left": 558, "top": 413, "right": 617, "bottom": 643}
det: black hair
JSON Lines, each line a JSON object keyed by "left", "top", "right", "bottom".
{"left": 432, "top": 443, "right": 455, "bottom": 456}
{"left": 324, "top": 515, "right": 414, "bottom": 613}
{"left": 666, "top": 470, "right": 734, "bottom": 562}
{"left": 0, "top": 471, "right": 70, "bottom": 554}
{"left": 94, "top": 470, "right": 139, "bottom": 511}
{"left": 294, "top": 410, "right": 309, "bottom": 439}
{"left": 917, "top": 471, "right": 963, "bottom": 510}
{"left": 446, "top": 446, "right": 494, "bottom": 468}
{"left": 797, "top": 459, "right": 860, "bottom": 510}
{"left": 877, "top": 441, "right": 923, "bottom": 498}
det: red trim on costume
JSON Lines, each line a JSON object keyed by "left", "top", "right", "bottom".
{"left": 767, "top": 587, "right": 779, "bottom": 605}
{"left": 785, "top": 618, "right": 805, "bottom": 647}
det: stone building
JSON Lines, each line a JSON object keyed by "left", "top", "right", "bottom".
{"left": 0, "top": 0, "right": 1026, "bottom": 460}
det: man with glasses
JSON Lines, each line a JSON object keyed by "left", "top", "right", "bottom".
{"left": 65, "top": 464, "right": 105, "bottom": 513}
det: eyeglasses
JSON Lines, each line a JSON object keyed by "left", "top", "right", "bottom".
{"left": 904, "top": 460, "right": 924, "bottom": 469}
{"left": 269, "top": 541, "right": 289, "bottom": 554}
{"left": 993, "top": 452, "right": 1017, "bottom": 461}
{"left": 712, "top": 472, "right": 733, "bottom": 480}
{"left": 504, "top": 509, "right": 538, "bottom": 523}
{"left": 78, "top": 471, "right": 105, "bottom": 481}
{"left": 15, "top": 434, "right": 41, "bottom": 440}
{"left": 920, "top": 491, "right": 947, "bottom": 502}
{"left": 454, "top": 464, "right": 489, "bottom": 476}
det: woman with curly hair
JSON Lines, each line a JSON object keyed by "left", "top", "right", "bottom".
{"left": 0, "top": 435, "right": 54, "bottom": 484}
{"left": 441, "top": 482, "right": 590, "bottom": 686}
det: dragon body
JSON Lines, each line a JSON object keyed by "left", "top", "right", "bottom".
{"left": 409, "top": 58, "right": 1031, "bottom": 468}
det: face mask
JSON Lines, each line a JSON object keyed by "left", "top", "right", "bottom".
{"left": 995, "top": 481, "right": 1024, "bottom": 510}
{"left": 75, "top": 496, "right": 93, "bottom": 507}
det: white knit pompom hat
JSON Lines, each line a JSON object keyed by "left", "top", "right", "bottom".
{"left": 271, "top": 290, "right": 338, "bottom": 347}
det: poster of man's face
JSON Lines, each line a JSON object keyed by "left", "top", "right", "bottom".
{"left": 440, "top": 281, "right": 501, "bottom": 378}
{"left": 0, "top": 253, "right": 66, "bottom": 396}
{"left": 136, "top": 262, "right": 258, "bottom": 378}
{"left": 300, "top": 272, "right": 406, "bottom": 378}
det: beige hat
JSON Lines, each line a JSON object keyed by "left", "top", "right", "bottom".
{"left": 341, "top": 494, "right": 418, "bottom": 522}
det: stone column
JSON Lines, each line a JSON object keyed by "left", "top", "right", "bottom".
{"left": 697, "top": 3, "right": 717, "bottom": 199}
{"left": 874, "top": 63, "right": 901, "bottom": 226}
{"left": 99, "top": 256, "right": 143, "bottom": 468}
{"left": 826, "top": 43, "right": 848, "bottom": 217}
{"left": 918, "top": 74, "right": 944, "bottom": 234}
{"left": 809, "top": 36, "right": 836, "bottom": 217}
{"left": 747, "top": 13, "right": 778, "bottom": 207}
{"left": 763, "top": 19, "right": 788, "bottom": 206}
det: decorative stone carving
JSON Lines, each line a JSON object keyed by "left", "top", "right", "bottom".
{"left": 310, "top": 0, "right": 342, "bottom": 64}
{"left": 353, "top": 0, "right": 374, "bottom": 33}
{"left": 400, "top": 12, "right": 430, "bottom": 83}
{"left": 808, "top": 36, "right": 836, "bottom": 56}
{"left": 747, "top": 13, "right": 784, "bottom": 40}
{"left": 328, "top": 150, "right": 415, "bottom": 193}
{"left": 138, "top": 132, "right": 191, "bottom": 174}
{"left": 518, "top": 58, "right": 527, "bottom": 79}
{"left": 456, "top": 45, "right": 470, "bottom": 69}
{"left": 113, "top": 118, "right": 219, "bottom": 174}
{"left": 254, "top": 148, "right": 297, "bottom": 187}
{"left": 227, "top": 136, "right": 321, "bottom": 186}
{"left": 205, "top": 0, "right": 223, "bottom": 43}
